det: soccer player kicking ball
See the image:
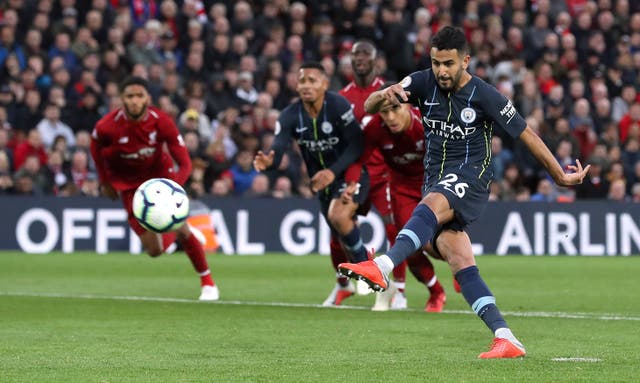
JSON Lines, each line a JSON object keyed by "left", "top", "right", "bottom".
{"left": 254, "top": 62, "right": 370, "bottom": 305}
{"left": 90, "top": 76, "right": 219, "bottom": 301}
{"left": 338, "top": 27, "right": 590, "bottom": 358}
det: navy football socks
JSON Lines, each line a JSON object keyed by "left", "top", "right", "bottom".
{"left": 341, "top": 226, "right": 368, "bottom": 262}
{"left": 387, "top": 204, "right": 437, "bottom": 266}
{"left": 455, "top": 266, "right": 508, "bottom": 333}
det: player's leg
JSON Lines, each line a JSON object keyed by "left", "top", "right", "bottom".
{"left": 369, "top": 178, "right": 402, "bottom": 280}
{"left": 438, "top": 229, "right": 525, "bottom": 358}
{"left": 321, "top": 233, "right": 356, "bottom": 306}
{"left": 393, "top": 187, "right": 445, "bottom": 310}
{"left": 369, "top": 179, "right": 409, "bottom": 310}
{"left": 175, "top": 223, "right": 218, "bottom": 301}
{"left": 327, "top": 197, "right": 368, "bottom": 262}
{"left": 122, "top": 189, "right": 176, "bottom": 256}
{"left": 319, "top": 196, "right": 358, "bottom": 306}
{"left": 406, "top": 250, "right": 446, "bottom": 312}
{"left": 338, "top": 192, "right": 451, "bottom": 291}
{"left": 326, "top": 173, "right": 371, "bottom": 264}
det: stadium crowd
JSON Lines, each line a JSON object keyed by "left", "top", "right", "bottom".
{"left": 1, "top": 0, "right": 640, "bottom": 202}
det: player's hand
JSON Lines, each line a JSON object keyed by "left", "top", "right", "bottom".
{"left": 310, "top": 169, "right": 335, "bottom": 192}
{"left": 253, "top": 150, "right": 274, "bottom": 172}
{"left": 100, "top": 183, "right": 119, "bottom": 200}
{"left": 557, "top": 159, "right": 591, "bottom": 186}
{"left": 340, "top": 182, "right": 360, "bottom": 204}
{"left": 381, "top": 83, "right": 411, "bottom": 104}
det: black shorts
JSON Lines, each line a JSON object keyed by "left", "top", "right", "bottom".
{"left": 422, "top": 165, "right": 491, "bottom": 231}
{"left": 318, "top": 166, "right": 371, "bottom": 222}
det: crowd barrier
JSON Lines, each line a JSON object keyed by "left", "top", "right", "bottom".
{"left": 1, "top": 196, "right": 639, "bottom": 256}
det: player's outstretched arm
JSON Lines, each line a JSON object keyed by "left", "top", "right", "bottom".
{"left": 253, "top": 150, "right": 275, "bottom": 172}
{"left": 364, "top": 84, "right": 411, "bottom": 114}
{"left": 520, "top": 126, "right": 590, "bottom": 187}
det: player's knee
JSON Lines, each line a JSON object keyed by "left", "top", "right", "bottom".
{"left": 327, "top": 211, "right": 350, "bottom": 232}
{"left": 147, "top": 247, "right": 163, "bottom": 257}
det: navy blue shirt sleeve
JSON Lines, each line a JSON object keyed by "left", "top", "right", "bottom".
{"left": 400, "top": 70, "right": 432, "bottom": 107}
{"left": 477, "top": 81, "right": 527, "bottom": 138}
{"left": 329, "top": 96, "right": 364, "bottom": 177}
{"left": 269, "top": 105, "right": 295, "bottom": 170}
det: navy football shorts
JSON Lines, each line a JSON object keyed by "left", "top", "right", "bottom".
{"left": 318, "top": 166, "right": 371, "bottom": 221}
{"left": 422, "top": 165, "right": 491, "bottom": 231}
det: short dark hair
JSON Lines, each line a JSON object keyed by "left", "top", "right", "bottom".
{"left": 299, "top": 62, "right": 326, "bottom": 74}
{"left": 352, "top": 39, "right": 377, "bottom": 56}
{"left": 119, "top": 76, "right": 149, "bottom": 93}
{"left": 432, "top": 26, "right": 468, "bottom": 55}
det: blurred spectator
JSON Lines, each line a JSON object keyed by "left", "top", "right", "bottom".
{"left": 72, "top": 88, "right": 102, "bottom": 133}
{"left": 611, "top": 84, "right": 637, "bottom": 123}
{"left": 186, "top": 157, "right": 207, "bottom": 199}
{"left": 575, "top": 159, "right": 610, "bottom": 199}
{"left": 13, "top": 89, "right": 43, "bottom": 136}
{"left": 244, "top": 173, "right": 271, "bottom": 197}
{"left": 42, "top": 149, "right": 68, "bottom": 195}
{"left": 210, "top": 178, "right": 232, "bottom": 197}
{"left": 0, "top": 24, "right": 26, "bottom": 71}
{"left": 608, "top": 178, "right": 629, "bottom": 201}
{"left": 499, "top": 163, "right": 525, "bottom": 201}
{"left": 80, "top": 172, "right": 100, "bottom": 197}
{"left": 489, "top": 135, "right": 513, "bottom": 181}
{"left": 66, "top": 149, "right": 91, "bottom": 190}
{"left": 0, "top": 149, "right": 13, "bottom": 194}
{"left": 235, "top": 71, "right": 258, "bottom": 106}
{"left": 632, "top": 182, "right": 640, "bottom": 202}
{"left": 13, "top": 129, "right": 47, "bottom": 171}
{"left": 36, "top": 102, "right": 76, "bottom": 148}
{"left": 229, "top": 149, "right": 258, "bottom": 196}
{"left": 272, "top": 175, "right": 293, "bottom": 199}
{"left": 127, "top": 27, "right": 162, "bottom": 67}
{"left": 14, "top": 154, "right": 47, "bottom": 195}
{"left": 0, "top": 83, "right": 16, "bottom": 125}
{"left": 530, "top": 179, "right": 557, "bottom": 202}
{"left": 0, "top": 128, "right": 13, "bottom": 167}
{"left": 48, "top": 31, "right": 78, "bottom": 72}
{"left": 618, "top": 102, "right": 640, "bottom": 143}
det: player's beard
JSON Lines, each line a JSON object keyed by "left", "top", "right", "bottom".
{"left": 353, "top": 61, "right": 373, "bottom": 78}
{"left": 125, "top": 103, "right": 148, "bottom": 120}
{"left": 437, "top": 67, "right": 464, "bottom": 92}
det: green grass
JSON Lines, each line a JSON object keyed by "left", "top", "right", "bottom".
{"left": 0, "top": 252, "right": 639, "bottom": 382}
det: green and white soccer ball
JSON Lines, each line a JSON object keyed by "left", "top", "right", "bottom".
{"left": 132, "top": 178, "right": 190, "bottom": 233}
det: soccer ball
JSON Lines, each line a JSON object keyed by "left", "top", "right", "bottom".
{"left": 132, "top": 178, "right": 190, "bottom": 233}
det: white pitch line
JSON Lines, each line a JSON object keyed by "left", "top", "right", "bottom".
{"left": 551, "top": 357, "right": 603, "bottom": 362}
{"left": 2, "top": 291, "right": 640, "bottom": 322}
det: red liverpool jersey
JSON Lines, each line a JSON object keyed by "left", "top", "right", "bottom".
{"left": 362, "top": 108, "right": 425, "bottom": 189}
{"left": 90, "top": 106, "right": 192, "bottom": 191}
{"left": 339, "top": 77, "right": 387, "bottom": 182}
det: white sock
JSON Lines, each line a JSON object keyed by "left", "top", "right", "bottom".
{"left": 495, "top": 328, "right": 525, "bottom": 350}
{"left": 374, "top": 254, "right": 394, "bottom": 275}
{"left": 394, "top": 281, "right": 406, "bottom": 290}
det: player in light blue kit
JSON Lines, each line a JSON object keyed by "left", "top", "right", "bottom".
{"left": 338, "top": 26, "right": 590, "bottom": 358}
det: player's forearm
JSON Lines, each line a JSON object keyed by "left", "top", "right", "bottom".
{"left": 329, "top": 140, "right": 363, "bottom": 177}
{"left": 364, "top": 91, "right": 387, "bottom": 114}
{"left": 169, "top": 145, "right": 193, "bottom": 184}
{"left": 89, "top": 141, "right": 109, "bottom": 183}
{"left": 521, "top": 127, "right": 565, "bottom": 183}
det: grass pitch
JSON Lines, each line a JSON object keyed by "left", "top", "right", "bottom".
{"left": 0, "top": 252, "right": 639, "bottom": 382}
